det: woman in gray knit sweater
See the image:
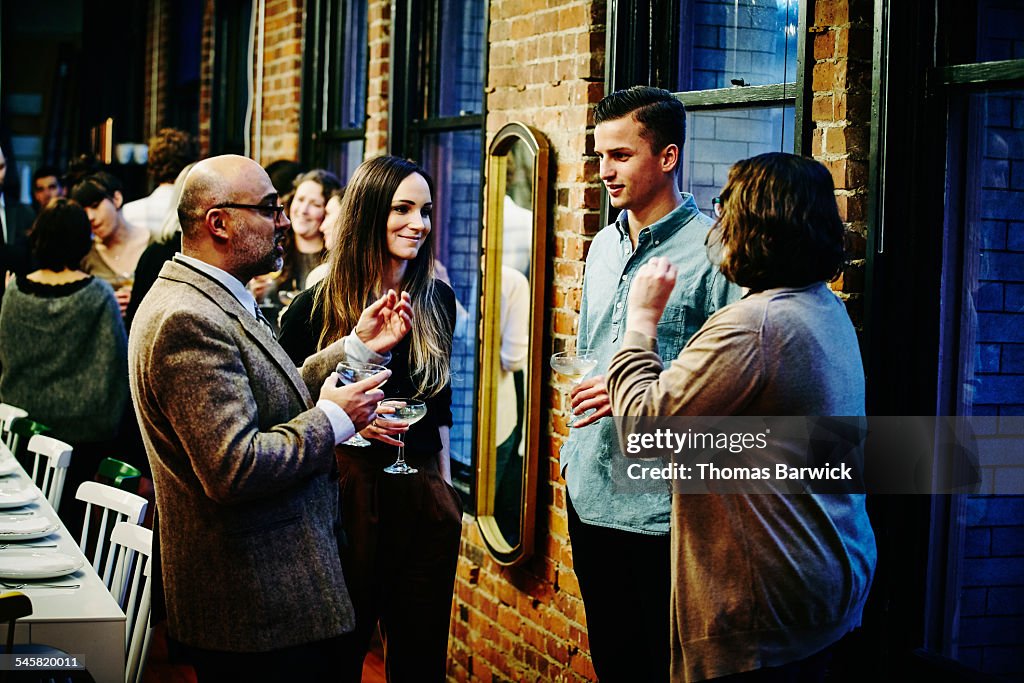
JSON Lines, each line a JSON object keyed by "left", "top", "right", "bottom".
{"left": 0, "top": 198, "right": 128, "bottom": 532}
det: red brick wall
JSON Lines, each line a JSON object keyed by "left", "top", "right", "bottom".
{"left": 258, "top": 0, "right": 304, "bottom": 164}
{"left": 196, "top": 0, "right": 215, "bottom": 158}
{"left": 365, "top": 0, "right": 391, "bottom": 158}
{"left": 142, "top": 0, "right": 173, "bottom": 141}
{"left": 809, "top": 0, "right": 873, "bottom": 327}
{"left": 448, "top": 1, "right": 607, "bottom": 681}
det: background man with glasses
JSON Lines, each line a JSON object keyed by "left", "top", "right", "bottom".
{"left": 129, "top": 154, "right": 410, "bottom": 680}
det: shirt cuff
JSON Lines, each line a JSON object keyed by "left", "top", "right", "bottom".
{"left": 316, "top": 399, "right": 356, "bottom": 445}
{"left": 344, "top": 332, "right": 391, "bottom": 366}
{"left": 623, "top": 330, "right": 658, "bottom": 352}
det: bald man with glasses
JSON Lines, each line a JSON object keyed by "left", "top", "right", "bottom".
{"left": 129, "top": 155, "right": 411, "bottom": 680}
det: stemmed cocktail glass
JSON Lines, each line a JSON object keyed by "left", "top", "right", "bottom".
{"left": 377, "top": 398, "right": 427, "bottom": 474}
{"left": 336, "top": 360, "right": 388, "bottom": 446}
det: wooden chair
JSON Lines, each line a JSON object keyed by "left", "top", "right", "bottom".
{"left": 7, "top": 418, "right": 51, "bottom": 471}
{"left": 0, "top": 404, "right": 27, "bottom": 451}
{"left": 75, "top": 482, "right": 148, "bottom": 591}
{"left": 96, "top": 458, "right": 142, "bottom": 493}
{"left": 109, "top": 523, "right": 154, "bottom": 683}
{"left": 26, "top": 435, "right": 73, "bottom": 512}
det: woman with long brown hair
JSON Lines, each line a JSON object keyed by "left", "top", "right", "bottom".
{"left": 278, "top": 155, "right": 460, "bottom": 682}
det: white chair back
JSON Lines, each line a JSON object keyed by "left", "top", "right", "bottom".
{"left": 75, "top": 481, "right": 148, "bottom": 589}
{"left": 110, "top": 522, "right": 153, "bottom": 683}
{"left": 0, "top": 404, "right": 27, "bottom": 450}
{"left": 26, "top": 434, "right": 73, "bottom": 512}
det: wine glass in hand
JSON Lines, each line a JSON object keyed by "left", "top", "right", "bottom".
{"left": 377, "top": 398, "right": 427, "bottom": 474}
{"left": 336, "top": 360, "right": 388, "bottom": 446}
{"left": 550, "top": 351, "right": 598, "bottom": 426}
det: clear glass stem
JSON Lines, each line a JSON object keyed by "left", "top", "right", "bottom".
{"left": 395, "top": 434, "right": 406, "bottom": 467}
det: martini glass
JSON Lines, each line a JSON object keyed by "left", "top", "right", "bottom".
{"left": 550, "top": 351, "right": 598, "bottom": 426}
{"left": 377, "top": 399, "right": 427, "bottom": 474}
{"left": 336, "top": 360, "right": 388, "bottom": 446}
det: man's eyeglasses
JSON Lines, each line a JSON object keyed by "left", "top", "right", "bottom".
{"left": 212, "top": 203, "right": 286, "bottom": 222}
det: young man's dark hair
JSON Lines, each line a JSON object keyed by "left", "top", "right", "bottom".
{"left": 28, "top": 198, "right": 93, "bottom": 271}
{"left": 148, "top": 128, "right": 199, "bottom": 186}
{"left": 31, "top": 165, "right": 64, "bottom": 187}
{"left": 594, "top": 85, "right": 687, "bottom": 159}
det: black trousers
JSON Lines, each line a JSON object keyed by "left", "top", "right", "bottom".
{"left": 567, "top": 493, "right": 672, "bottom": 683}
{"left": 334, "top": 451, "right": 463, "bottom": 683}
{"left": 173, "top": 635, "right": 345, "bottom": 682}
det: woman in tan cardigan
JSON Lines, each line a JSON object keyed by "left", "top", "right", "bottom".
{"left": 608, "top": 153, "right": 877, "bottom": 682}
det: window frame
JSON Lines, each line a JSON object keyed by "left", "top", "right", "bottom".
{"left": 390, "top": 0, "right": 489, "bottom": 501}
{"left": 604, "top": 0, "right": 810, "bottom": 226}
{"left": 300, "top": 0, "right": 369, "bottom": 172}
{"left": 865, "top": 0, "right": 1024, "bottom": 678}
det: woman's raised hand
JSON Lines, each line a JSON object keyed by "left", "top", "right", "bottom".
{"left": 625, "top": 256, "right": 678, "bottom": 338}
{"left": 355, "top": 289, "right": 413, "bottom": 353}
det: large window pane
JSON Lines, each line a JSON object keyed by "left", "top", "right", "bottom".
{"left": 681, "top": 0, "right": 799, "bottom": 90}
{"left": 682, "top": 105, "right": 794, "bottom": 215}
{"left": 324, "top": 138, "right": 364, "bottom": 185}
{"left": 334, "top": 0, "right": 368, "bottom": 130}
{"left": 943, "top": 88, "right": 1024, "bottom": 678}
{"left": 419, "top": 130, "right": 482, "bottom": 479}
{"left": 434, "top": 0, "right": 486, "bottom": 117}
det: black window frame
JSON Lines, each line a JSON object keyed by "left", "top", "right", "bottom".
{"left": 300, "top": 0, "right": 369, "bottom": 172}
{"left": 210, "top": 0, "right": 252, "bottom": 156}
{"left": 390, "top": 0, "right": 489, "bottom": 502}
{"left": 864, "top": 1, "right": 1024, "bottom": 680}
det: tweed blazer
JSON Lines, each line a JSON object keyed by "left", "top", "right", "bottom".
{"left": 129, "top": 258, "right": 354, "bottom": 652}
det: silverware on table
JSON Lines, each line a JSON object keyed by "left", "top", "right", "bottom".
{"left": 0, "top": 544, "right": 57, "bottom": 549}
{"left": 0, "top": 581, "right": 79, "bottom": 590}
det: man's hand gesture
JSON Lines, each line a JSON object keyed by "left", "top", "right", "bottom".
{"left": 355, "top": 290, "right": 413, "bottom": 353}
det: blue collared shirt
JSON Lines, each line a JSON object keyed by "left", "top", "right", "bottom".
{"left": 559, "top": 195, "right": 741, "bottom": 534}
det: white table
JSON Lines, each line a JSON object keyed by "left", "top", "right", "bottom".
{"left": 0, "top": 442, "right": 126, "bottom": 683}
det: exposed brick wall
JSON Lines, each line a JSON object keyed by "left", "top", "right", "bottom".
{"left": 197, "top": 0, "right": 216, "bottom": 158}
{"left": 258, "top": 0, "right": 304, "bottom": 164}
{"left": 808, "top": 0, "right": 873, "bottom": 328}
{"left": 447, "top": 2, "right": 607, "bottom": 681}
{"left": 142, "top": 0, "right": 173, "bottom": 141}
{"left": 365, "top": 0, "right": 391, "bottom": 158}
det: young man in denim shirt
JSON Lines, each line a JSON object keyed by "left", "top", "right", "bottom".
{"left": 561, "top": 86, "right": 740, "bottom": 681}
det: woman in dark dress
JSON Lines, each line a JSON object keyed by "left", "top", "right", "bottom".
{"left": 278, "top": 155, "right": 460, "bottom": 683}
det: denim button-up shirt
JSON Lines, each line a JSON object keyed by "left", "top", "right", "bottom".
{"left": 560, "top": 195, "right": 741, "bottom": 534}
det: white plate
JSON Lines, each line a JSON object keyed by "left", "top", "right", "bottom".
{"left": 0, "top": 515, "right": 58, "bottom": 541}
{"left": 0, "top": 550, "right": 83, "bottom": 579}
{"left": 0, "top": 486, "right": 37, "bottom": 509}
{"left": 0, "top": 459, "right": 19, "bottom": 476}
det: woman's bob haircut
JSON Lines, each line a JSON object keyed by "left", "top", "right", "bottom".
{"left": 710, "top": 152, "right": 845, "bottom": 291}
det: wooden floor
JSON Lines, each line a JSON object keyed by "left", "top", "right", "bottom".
{"left": 142, "top": 622, "right": 387, "bottom": 682}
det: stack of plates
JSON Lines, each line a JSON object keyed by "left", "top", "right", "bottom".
{"left": 0, "top": 550, "right": 83, "bottom": 579}
{"left": 0, "top": 514, "right": 58, "bottom": 541}
{"left": 0, "top": 486, "right": 36, "bottom": 509}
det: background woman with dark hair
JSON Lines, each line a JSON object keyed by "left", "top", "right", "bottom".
{"left": 249, "top": 168, "right": 341, "bottom": 314}
{"left": 278, "top": 155, "right": 460, "bottom": 682}
{"left": 71, "top": 171, "right": 153, "bottom": 316}
{"left": 0, "top": 198, "right": 128, "bottom": 534}
{"left": 607, "top": 152, "right": 877, "bottom": 682}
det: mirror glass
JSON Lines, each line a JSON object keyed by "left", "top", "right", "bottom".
{"left": 476, "top": 122, "right": 549, "bottom": 565}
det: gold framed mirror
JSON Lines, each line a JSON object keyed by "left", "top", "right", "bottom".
{"left": 475, "top": 121, "right": 550, "bottom": 565}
